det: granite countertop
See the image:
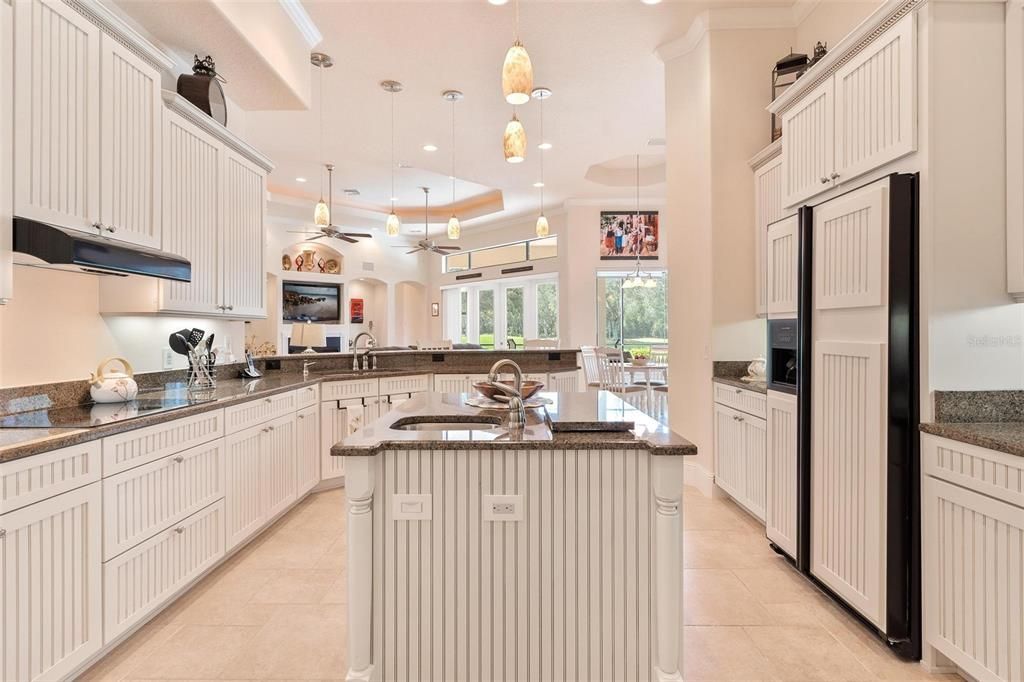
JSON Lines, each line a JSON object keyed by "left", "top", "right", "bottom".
{"left": 712, "top": 376, "right": 768, "bottom": 394}
{"left": 0, "top": 369, "right": 431, "bottom": 463}
{"left": 330, "top": 391, "right": 697, "bottom": 457}
{"left": 920, "top": 422, "right": 1024, "bottom": 459}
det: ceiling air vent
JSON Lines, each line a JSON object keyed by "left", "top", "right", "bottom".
{"left": 343, "top": 188, "right": 360, "bottom": 196}
{"left": 362, "top": 261, "right": 375, "bottom": 271}
{"left": 647, "top": 137, "right": 666, "bottom": 147}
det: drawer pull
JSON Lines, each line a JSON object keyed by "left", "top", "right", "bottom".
{"left": 820, "top": 176, "right": 829, "bottom": 184}
{"left": 0, "top": 529, "right": 6, "bottom": 540}
{"left": 173, "top": 526, "right": 185, "bottom": 534}
{"left": 267, "top": 425, "right": 275, "bottom": 432}
{"left": 734, "top": 388, "right": 742, "bottom": 394}
{"left": 264, "top": 397, "right": 273, "bottom": 403}
{"left": 172, "top": 455, "right": 184, "bottom": 464}
{"left": 297, "top": 414, "right": 305, "bottom": 420}
{"left": 830, "top": 172, "right": 840, "bottom": 180}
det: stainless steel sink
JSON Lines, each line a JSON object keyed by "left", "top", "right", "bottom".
{"left": 390, "top": 416, "right": 503, "bottom": 432}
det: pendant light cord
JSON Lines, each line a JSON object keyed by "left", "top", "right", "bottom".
{"left": 319, "top": 62, "right": 324, "bottom": 200}
{"left": 390, "top": 90, "right": 396, "bottom": 213}
{"left": 451, "top": 98, "right": 457, "bottom": 207}
{"left": 514, "top": 0, "right": 520, "bottom": 41}
{"left": 539, "top": 97, "right": 545, "bottom": 214}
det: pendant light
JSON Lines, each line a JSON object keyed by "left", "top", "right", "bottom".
{"left": 501, "top": 0, "right": 533, "bottom": 105}
{"left": 504, "top": 111, "right": 527, "bottom": 163}
{"left": 533, "top": 87, "right": 551, "bottom": 237}
{"left": 443, "top": 90, "right": 463, "bottom": 239}
{"left": 381, "top": 80, "right": 403, "bottom": 236}
{"left": 311, "top": 52, "right": 334, "bottom": 228}
{"left": 623, "top": 154, "right": 657, "bottom": 289}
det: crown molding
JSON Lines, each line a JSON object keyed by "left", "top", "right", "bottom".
{"left": 278, "top": 0, "right": 322, "bottom": 48}
{"left": 656, "top": 4, "right": 804, "bottom": 62}
{"left": 563, "top": 197, "right": 666, "bottom": 208}
{"left": 66, "top": 0, "right": 175, "bottom": 72}
{"left": 747, "top": 139, "right": 783, "bottom": 169}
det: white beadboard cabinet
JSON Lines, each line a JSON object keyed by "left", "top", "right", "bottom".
{"left": 0, "top": 0, "right": 13, "bottom": 304}
{"left": 750, "top": 143, "right": 785, "bottom": 317}
{"left": 219, "top": 148, "right": 267, "bottom": 318}
{"left": 224, "top": 423, "right": 267, "bottom": 551}
{"left": 922, "top": 434, "right": 1024, "bottom": 682}
{"left": 713, "top": 391, "right": 767, "bottom": 522}
{"left": 1007, "top": 0, "right": 1024, "bottom": 301}
{"left": 548, "top": 369, "right": 581, "bottom": 392}
{"left": 776, "top": 13, "right": 916, "bottom": 208}
{"left": 766, "top": 214, "right": 799, "bottom": 319}
{"left": 765, "top": 390, "right": 798, "bottom": 558}
{"left": 13, "top": 0, "right": 101, "bottom": 234}
{"left": 321, "top": 397, "right": 376, "bottom": 482}
{"left": 296, "top": 405, "right": 321, "bottom": 496}
{"left": 1, "top": 483, "right": 104, "bottom": 682}
{"left": 99, "top": 34, "right": 162, "bottom": 248}
{"left": 262, "top": 413, "right": 298, "bottom": 522}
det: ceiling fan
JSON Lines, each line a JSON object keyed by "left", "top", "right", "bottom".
{"left": 392, "top": 187, "right": 463, "bottom": 255}
{"left": 288, "top": 163, "right": 373, "bottom": 244}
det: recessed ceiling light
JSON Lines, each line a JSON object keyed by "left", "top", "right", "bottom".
{"left": 533, "top": 181, "right": 545, "bottom": 188}
{"left": 641, "top": 0, "right": 662, "bottom": 4}
{"left": 423, "top": 144, "right": 438, "bottom": 152}
{"left": 488, "top": 0, "right": 509, "bottom": 5}
{"left": 538, "top": 142, "right": 553, "bottom": 150}
{"left": 295, "top": 177, "right": 307, "bottom": 183}
{"left": 390, "top": 196, "right": 399, "bottom": 202}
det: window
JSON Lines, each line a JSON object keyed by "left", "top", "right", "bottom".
{"left": 443, "top": 276, "right": 559, "bottom": 348}
{"left": 443, "top": 235, "right": 558, "bottom": 273}
{"left": 597, "top": 272, "right": 668, "bottom": 354}
{"left": 536, "top": 281, "right": 558, "bottom": 338}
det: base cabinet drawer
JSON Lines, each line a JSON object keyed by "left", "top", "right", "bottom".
{"left": 1, "top": 483, "right": 103, "bottom": 682}
{"left": 103, "top": 500, "right": 225, "bottom": 643}
{"left": 102, "top": 409, "right": 224, "bottom": 476}
{"left": 712, "top": 382, "right": 767, "bottom": 419}
{"left": 379, "top": 374, "right": 431, "bottom": 395}
{"left": 102, "top": 439, "right": 225, "bottom": 560}
{"left": 295, "top": 383, "right": 320, "bottom": 410}
{"left": 924, "top": 476, "right": 1024, "bottom": 682}
{"left": 321, "top": 378, "right": 378, "bottom": 402}
{"left": 224, "top": 390, "right": 297, "bottom": 435}
{"left": 548, "top": 370, "right": 580, "bottom": 392}
{"left": 1, "top": 440, "right": 101, "bottom": 514}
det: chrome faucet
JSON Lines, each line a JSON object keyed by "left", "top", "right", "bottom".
{"left": 302, "top": 361, "right": 317, "bottom": 379}
{"left": 351, "top": 332, "right": 377, "bottom": 371}
{"left": 487, "top": 359, "right": 527, "bottom": 429}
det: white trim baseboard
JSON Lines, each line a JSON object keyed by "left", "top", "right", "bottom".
{"left": 684, "top": 461, "right": 716, "bottom": 497}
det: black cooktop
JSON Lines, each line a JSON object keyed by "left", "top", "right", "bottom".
{"left": 0, "top": 393, "right": 216, "bottom": 429}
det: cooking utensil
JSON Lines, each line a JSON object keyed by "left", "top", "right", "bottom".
{"left": 169, "top": 329, "right": 191, "bottom": 355}
{"left": 188, "top": 328, "right": 204, "bottom": 348}
{"left": 473, "top": 380, "right": 544, "bottom": 401}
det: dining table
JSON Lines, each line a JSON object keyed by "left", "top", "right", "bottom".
{"left": 624, "top": 361, "right": 668, "bottom": 407}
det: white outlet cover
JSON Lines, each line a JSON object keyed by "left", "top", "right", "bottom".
{"left": 162, "top": 347, "right": 175, "bottom": 370}
{"left": 391, "top": 494, "right": 432, "bottom": 521}
{"left": 483, "top": 494, "right": 524, "bottom": 521}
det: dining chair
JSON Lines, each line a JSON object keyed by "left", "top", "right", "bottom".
{"left": 595, "top": 346, "right": 648, "bottom": 411}
{"left": 651, "top": 384, "right": 669, "bottom": 425}
{"left": 580, "top": 346, "right": 602, "bottom": 389}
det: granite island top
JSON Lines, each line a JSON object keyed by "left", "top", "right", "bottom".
{"left": 920, "top": 422, "right": 1024, "bottom": 459}
{"left": 330, "top": 391, "right": 697, "bottom": 457}
{"left": 0, "top": 369, "right": 428, "bottom": 463}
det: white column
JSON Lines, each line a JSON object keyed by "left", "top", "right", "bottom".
{"left": 652, "top": 455, "right": 684, "bottom": 681}
{"left": 384, "top": 282, "right": 396, "bottom": 346}
{"left": 345, "top": 456, "right": 375, "bottom": 682}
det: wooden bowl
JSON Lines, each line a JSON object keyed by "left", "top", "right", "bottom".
{"left": 473, "top": 380, "right": 544, "bottom": 400}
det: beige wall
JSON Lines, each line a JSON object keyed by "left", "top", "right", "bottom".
{"left": 796, "top": 1, "right": 883, "bottom": 52}
{"left": 0, "top": 267, "right": 246, "bottom": 387}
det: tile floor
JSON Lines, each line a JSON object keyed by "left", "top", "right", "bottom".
{"left": 80, "top": 486, "right": 962, "bottom": 681}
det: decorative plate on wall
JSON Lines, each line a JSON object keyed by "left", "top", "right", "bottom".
{"left": 325, "top": 259, "right": 340, "bottom": 274}
{"left": 282, "top": 255, "right": 292, "bottom": 271}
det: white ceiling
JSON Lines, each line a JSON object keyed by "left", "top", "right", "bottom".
{"left": 238, "top": 0, "right": 730, "bottom": 229}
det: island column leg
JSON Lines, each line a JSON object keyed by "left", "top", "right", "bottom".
{"left": 653, "top": 456, "right": 684, "bottom": 682}
{"left": 345, "top": 457, "right": 375, "bottom": 682}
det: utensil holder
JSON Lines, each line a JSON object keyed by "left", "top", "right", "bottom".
{"left": 186, "top": 348, "right": 217, "bottom": 389}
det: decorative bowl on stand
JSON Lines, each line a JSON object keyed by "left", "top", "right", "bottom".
{"left": 472, "top": 380, "right": 544, "bottom": 400}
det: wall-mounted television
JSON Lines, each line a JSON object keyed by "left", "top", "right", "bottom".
{"left": 282, "top": 281, "right": 341, "bottom": 322}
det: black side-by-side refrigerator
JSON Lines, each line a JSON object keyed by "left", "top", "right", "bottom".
{"left": 795, "top": 172, "right": 920, "bottom": 660}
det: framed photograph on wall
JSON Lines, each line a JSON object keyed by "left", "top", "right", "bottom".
{"left": 431, "top": 302, "right": 440, "bottom": 317}
{"left": 350, "top": 298, "right": 364, "bottom": 324}
{"left": 600, "top": 210, "right": 659, "bottom": 260}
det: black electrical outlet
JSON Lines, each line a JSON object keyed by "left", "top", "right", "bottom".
{"left": 432, "top": 354, "right": 445, "bottom": 362}
{"left": 265, "top": 359, "right": 281, "bottom": 371}
{"left": 548, "top": 352, "right": 561, "bottom": 361}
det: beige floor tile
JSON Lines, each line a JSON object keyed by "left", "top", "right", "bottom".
{"left": 684, "top": 569, "right": 776, "bottom": 626}
{"left": 732, "top": 566, "right": 821, "bottom": 605}
{"left": 79, "top": 623, "right": 184, "bottom": 681}
{"left": 683, "top": 625, "right": 779, "bottom": 680}
{"left": 218, "top": 605, "right": 347, "bottom": 680}
{"left": 684, "top": 497, "right": 759, "bottom": 532}
{"left": 320, "top": 571, "right": 349, "bottom": 605}
{"left": 314, "top": 537, "right": 348, "bottom": 571}
{"left": 247, "top": 568, "right": 340, "bottom": 604}
{"left": 745, "top": 625, "right": 875, "bottom": 681}
{"left": 234, "top": 529, "right": 339, "bottom": 571}
{"left": 121, "top": 625, "right": 262, "bottom": 680}
{"left": 684, "top": 529, "right": 785, "bottom": 569}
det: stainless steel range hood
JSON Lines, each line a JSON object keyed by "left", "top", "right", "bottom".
{"left": 13, "top": 217, "right": 191, "bottom": 282}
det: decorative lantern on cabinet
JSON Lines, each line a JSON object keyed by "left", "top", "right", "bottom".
{"left": 770, "top": 49, "right": 808, "bottom": 142}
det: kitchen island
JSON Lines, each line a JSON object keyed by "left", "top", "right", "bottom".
{"left": 333, "top": 391, "right": 696, "bottom": 682}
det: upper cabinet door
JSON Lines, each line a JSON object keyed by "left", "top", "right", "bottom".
{"left": 1007, "top": 0, "right": 1024, "bottom": 301}
{"left": 100, "top": 35, "right": 162, "bottom": 248}
{"left": 754, "top": 155, "right": 784, "bottom": 316}
{"left": 833, "top": 14, "right": 916, "bottom": 185}
{"left": 766, "top": 214, "right": 799, "bottom": 319}
{"left": 159, "top": 111, "right": 222, "bottom": 315}
{"left": 13, "top": 0, "right": 100, "bottom": 232}
{"left": 220, "top": 149, "right": 267, "bottom": 318}
{"left": 781, "top": 80, "right": 834, "bottom": 207}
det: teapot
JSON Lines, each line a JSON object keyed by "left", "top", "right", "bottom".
{"left": 747, "top": 357, "right": 767, "bottom": 379}
{"left": 89, "top": 357, "right": 139, "bottom": 403}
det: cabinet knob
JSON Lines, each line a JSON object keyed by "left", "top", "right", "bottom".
{"left": 830, "top": 172, "right": 840, "bottom": 180}
{"left": 106, "top": 225, "right": 117, "bottom": 233}
{"left": 297, "top": 414, "right": 305, "bottom": 420}
{"left": 820, "top": 177, "right": 829, "bottom": 184}
{"left": 735, "top": 388, "right": 742, "bottom": 394}
{"left": 172, "top": 456, "right": 184, "bottom": 464}
{"left": 174, "top": 526, "right": 185, "bottom": 534}
{"left": 0, "top": 529, "right": 6, "bottom": 540}
{"left": 225, "top": 305, "right": 234, "bottom": 311}
{"left": 264, "top": 397, "right": 273, "bottom": 403}
{"left": 92, "top": 221, "right": 107, "bottom": 232}
{"left": 267, "top": 425, "right": 275, "bottom": 431}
